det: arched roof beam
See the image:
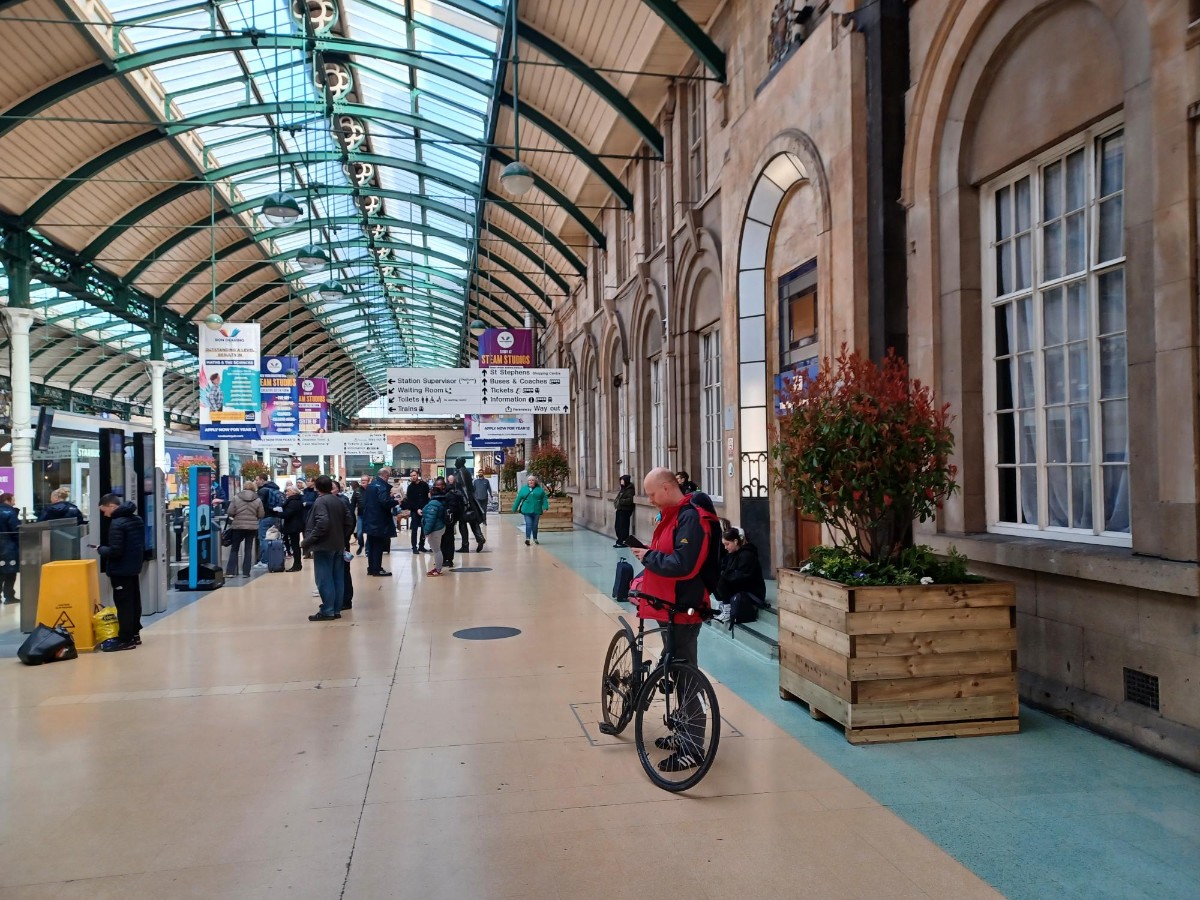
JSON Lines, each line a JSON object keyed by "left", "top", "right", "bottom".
{"left": 516, "top": 22, "right": 662, "bottom": 158}
{"left": 124, "top": 210, "right": 236, "bottom": 285}
{"left": 483, "top": 192, "right": 586, "bottom": 274}
{"left": 477, "top": 246, "right": 554, "bottom": 310}
{"left": 79, "top": 181, "right": 203, "bottom": 261}
{"left": 489, "top": 150, "right": 605, "bottom": 247}
{"left": 481, "top": 222, "right": 570, "bottom": 294}
{"left": 472, "top": 268, "right": 546, "bottom": 326}
{"left": 496, "top": 91, "right": 631, "bottom": 210}
{"left": 0, "top": 35, "right": 491, "bottom": 141}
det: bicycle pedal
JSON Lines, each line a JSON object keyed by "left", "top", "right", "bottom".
{"left": 597, "top": 722, "right": 617, "bottom": 735}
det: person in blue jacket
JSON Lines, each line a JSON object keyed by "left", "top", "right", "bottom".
{"left": 362, "top": 466, "right": 398, "bottom": 576}
{"left": 0, "top": 493, "right": 20, "bottom": 604}
{"left": 421, "top": 483, "right": 448, "bottom": 577}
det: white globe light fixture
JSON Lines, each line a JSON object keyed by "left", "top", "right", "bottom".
{"left": 203, "top": 312, "right": 225, "bottom": 331}
{"left": 295, "top": 244, "right": 329, "bottom": 272}
{"left": 318, "top": 279, "right": 346, "bottom": 301}
{"left": 468, "top": 318, "right": 488, "bottom": 337}
{"left": 260, "top": 191, "right": 303, "bottom": 225}
{"left": 500, "top": 160, "right": 534, "bottom": 197}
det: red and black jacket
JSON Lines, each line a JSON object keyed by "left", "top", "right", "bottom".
{"left": 636, "top": 496, "right": 716, "bottom": 624}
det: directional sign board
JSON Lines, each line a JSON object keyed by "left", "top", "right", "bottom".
{"left": 479, "top": 367, "right": 570, "bottom": 414}
{"left": 386, "top": 368, "right": 483, "bottom": 415}
{"left": 387, "top": 368, "right": 571, "bottom": 416}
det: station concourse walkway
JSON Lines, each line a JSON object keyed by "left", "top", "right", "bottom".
{"left": 0, "top": 519, "right": 1196, "bottom": 899}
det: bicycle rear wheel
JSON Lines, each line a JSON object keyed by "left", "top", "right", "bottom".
{"left": 633, "top": 661, "right": 720, "bottom": 792}
{"left": 600, "top": 629, "right": 637, "bottom": 734}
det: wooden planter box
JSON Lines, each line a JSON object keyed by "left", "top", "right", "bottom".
{"left": 498, "top": 489, "right": 518, "bottom": 514}
{"left": 538, "top": 495, "right": 574, "bottom": 532}
{"left": 777, "top": 569, "right": 1019, "bottom": 744}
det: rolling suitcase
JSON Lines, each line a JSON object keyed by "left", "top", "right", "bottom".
{"left": 266, "top": 538, "right": 287, "bottom": 573}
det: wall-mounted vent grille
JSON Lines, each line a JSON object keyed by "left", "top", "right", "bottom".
{"left": 1123, "top": 667, "right": 1160, "bottom": 711}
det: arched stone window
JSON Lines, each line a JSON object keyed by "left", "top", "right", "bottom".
{"left": 392, "top": 442, "right": 421, "bottom": 474}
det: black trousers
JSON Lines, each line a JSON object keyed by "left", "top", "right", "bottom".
{"left": 284, "top": 531, "right": 302, "bottom": 567}
{"left": 441, "top": 525, "right": 456, "bottom": 566}
{"left": 367, "top": 535, "right": 388, "bottom": 573}
{"left": 410, "top": 513, "right": 425, "bottom": 549}
{"left": 109, "top": 574, "right": 142, "bottom": 641}
{"left": 0, "top": 571, "right": 17, "bottom": 603}
{"left": 615, "top": 508, "right": 633, "bottom": 544}
{"left": 343, "top": 556, "right": 354, "bottom": 606}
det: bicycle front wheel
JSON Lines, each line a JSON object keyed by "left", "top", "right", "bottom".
{"left": 633, "top": 661, "right": 720, "bottom": 792}
{"left": 600, "top": 629, "right": 637, "bottom": 734}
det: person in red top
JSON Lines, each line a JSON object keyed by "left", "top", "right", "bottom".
{"left": 631, "top": 467, "right": 717, "bottom": 770}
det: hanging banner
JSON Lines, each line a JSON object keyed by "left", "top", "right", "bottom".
{"left": 261, "top": 356, "right": 300, "bottom": 437}
{"left": 199, "top": 324, "right": 261, "bottom": 440}
{"left": 298, "top": 377, "right": 328, "bottom": 433}
{"left": 341, "top": 432, "right": 388, "bottom": 461}
{"left": 478, "top": 328, "right": 534, "bottom": 368}
{"left": 475, "top": 328, "right": 533, "bottom": 445}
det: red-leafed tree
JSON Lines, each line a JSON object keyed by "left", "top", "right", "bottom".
{"left": 528, "top": 442, "right": 571, "bottom": 496}
{"left": 771, "top": 346, "right": 957, "bottom": 565}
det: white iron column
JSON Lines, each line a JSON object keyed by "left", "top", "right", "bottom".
{"left": 148, "top": 360, "right": 167, "bottom": 471}
{"left": 218, "top": 440, "right": 230, "bottom": 480}
{"left": 4, "top": 307, "right": 35, "bottom": 517}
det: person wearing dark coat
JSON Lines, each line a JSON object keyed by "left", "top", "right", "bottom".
{"left": 435, "top": 477, "right": 463, "bottom": 569}
{"left": 0, "top": 493, "right": 20, "bottom": 605}
{"left": 714, "top": 527, "right": 768, "bottom": 623}
{"left": 254, "top": 474, "right": 284, "bottom": 566}
{"left": 675, "top": 471, "right": 699, "bottom": 495}
{"left": 302, "top": 476, "right": 354, "bottom": 621}
{"left": 362, "top": 467, "right": 398, "bottom": 576}
{"left": 94, "top": 494, "right": 146, "bottom": 650}
{"left": 613, "top": 474, "right": 636, "bottom": 548}
{"left": 281, "top": 487, "right": 306, "bottom": 572}
{"left": 38, "top": 488, "right": 84, "bottom": 526}
{"left": 452, "top": 458, "right": 486, "bottom": 552}
{"left": 332, "top": 481, "right": 354, "bottom": 611}
{"left": 401, "top": 471, "right": 430, "bottom": 554}
{"left": 350, "top": 476, "right": 369, "bottom": 552}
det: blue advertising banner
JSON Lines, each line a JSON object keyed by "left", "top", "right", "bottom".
{"left": 261, "top": 356, "right": 300, "bottom": 436}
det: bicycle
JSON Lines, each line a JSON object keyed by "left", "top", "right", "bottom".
{"left": 598, "top": 589, "right": 721, "bottom": 792}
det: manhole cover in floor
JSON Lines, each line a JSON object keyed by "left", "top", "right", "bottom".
{"left": 448, "top": 566, "right": 493, "bottom": 573}
{"left": 453, "top": 626, "right": 522, "bottom": 640}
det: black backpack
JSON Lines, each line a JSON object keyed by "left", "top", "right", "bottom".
{"left": 18, "top": 625, "right": 78, "bottom": 665}
{"left": 612, "top": 559, "right": 634, "bottom": 602}
{"left": 687, "top": 493, "right": 723, "bottom": 599}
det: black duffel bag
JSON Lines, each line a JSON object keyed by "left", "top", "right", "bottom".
{"left": 17, "top": 624, "right": 79, "bottom": 666}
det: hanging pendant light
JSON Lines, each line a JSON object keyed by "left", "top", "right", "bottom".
{"left": 204, "top": 311, "right": 225, "bottom": 331}
{"left": 469, "top": 318, "right": 488, "bottom": 337}
{"left": 296, "top": 243, "right": 329, "bottom": 272}
{"left": 500, "top": 160, "right": 534, "bottom": 197}
{"left": 319, "top": 279, "right": 346, "bottom": 301}
{"left": 502, "top": 0, "right": 536, "bottom": 198}
{"left": 261, "top": 191, "right": 303, "bottom": 225}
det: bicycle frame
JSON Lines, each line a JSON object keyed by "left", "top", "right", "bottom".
{"left": 616, "top": 610, "right": 681, "bottom": 701}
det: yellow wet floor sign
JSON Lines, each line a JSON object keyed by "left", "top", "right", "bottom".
{"left": 37, "top": 560, "right": 101, "bottom": 652}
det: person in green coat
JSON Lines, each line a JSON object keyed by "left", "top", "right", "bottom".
{"left": 512, "top": 475, "right": 550, "bottom": 545}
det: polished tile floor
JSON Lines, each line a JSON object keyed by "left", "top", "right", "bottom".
{"left": 0, "top": 523, "right": 1000, "bottom": 900}
{"left": 0, "top": 519, "right": 1196, "bottom": 899}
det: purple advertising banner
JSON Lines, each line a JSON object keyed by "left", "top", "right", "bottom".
{"left": 261, "top": 356, "right": 300, "bottom": 436}
{"left": 477, "top": 328, "right": 533, "bottom": 369}
{"left": 0, "top": 467, "right": 13, "bottom": 496}
{"left": 299, "top": 377, "right": 328, "bottom": 433}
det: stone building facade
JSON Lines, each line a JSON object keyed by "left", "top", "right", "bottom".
{"left": 533, "top": 0, "right": 1200, "bottom": 768}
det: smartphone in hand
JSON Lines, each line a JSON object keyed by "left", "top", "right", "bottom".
{"left": 624, "top": 536, "right": 646, "bottom": 550}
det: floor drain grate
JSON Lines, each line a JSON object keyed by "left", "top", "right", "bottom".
{"left": 453, "top": 626, "right": 521, "bottom": 640}
{"left": 1123, "top": 667, "right": 1159, "bottom": 711}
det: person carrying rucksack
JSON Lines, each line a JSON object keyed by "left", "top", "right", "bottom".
{"left": 630, "top": 467, "right": 720, "bottom": 772}
{"left": 715, "top": 527, "right": 768, "bottom": 624}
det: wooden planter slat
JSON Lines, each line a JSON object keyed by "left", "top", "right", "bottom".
{"left": 849, "top": 649, "right": 1017, "bottom": 681}
{"left": 779, "top": 571, "right": 1019, "bottom": 744}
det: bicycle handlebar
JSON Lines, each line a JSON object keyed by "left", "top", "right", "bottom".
{"left": 627, "top": 589, "right": 717, "bottom": 621}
